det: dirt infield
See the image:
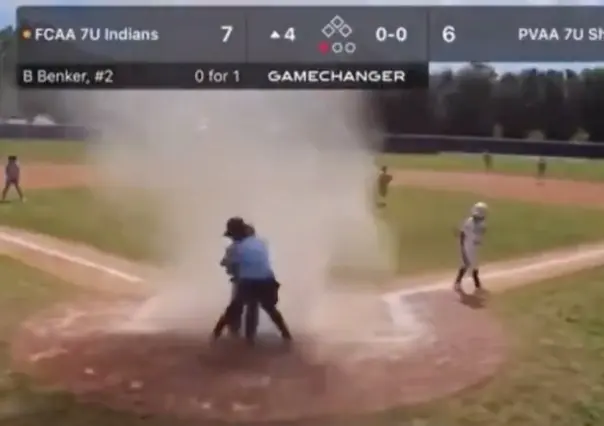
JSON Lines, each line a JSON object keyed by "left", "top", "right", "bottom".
{"left": 21, "top": 164, "right": 92, "bottom": 188}
{"left": 12, "top": 291, "right": 505, "bottom": 422}
{"left": 5, "top": 164, "right": 604, "bottom": 421}
{"left": 19, "top": 163, "right": 604, "bottom": 208}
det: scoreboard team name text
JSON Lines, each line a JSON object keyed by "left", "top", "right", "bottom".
{"left": 518, "top": 27, "right": 604, "bottom": 41}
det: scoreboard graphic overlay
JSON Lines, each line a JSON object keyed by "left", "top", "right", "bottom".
{"left": 16, "top": 6, "right": 604, "bottom": 90}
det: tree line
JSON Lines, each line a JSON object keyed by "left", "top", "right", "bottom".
{"left": 371, "top": 62, "right": 604, "bottom": 142}
{"left": 2, "top": 24, "right": 604, "bottom": 140}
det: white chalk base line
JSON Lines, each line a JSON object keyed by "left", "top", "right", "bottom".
{"left": 0, "top": 233, "right": 143, "bottom": 283}
{"left": 2, "top": 231, "right": 604, "bottom": 345}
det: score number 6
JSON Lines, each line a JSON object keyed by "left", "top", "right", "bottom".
{"left": 442, "top": 25, "right": 456, "bottom": 43}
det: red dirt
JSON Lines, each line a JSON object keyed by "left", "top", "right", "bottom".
{"left": 22, "top": 164, "right": 92, "bottom": 189}
{"left": 11, "top": 291, "right": 505, "bottom": 422}
{"left": 19, "top": 163, "right": 604, "bottom": 208}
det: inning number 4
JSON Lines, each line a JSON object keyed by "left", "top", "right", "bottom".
{"left": 221, "top": 25, "right": 233, "bottom": 42}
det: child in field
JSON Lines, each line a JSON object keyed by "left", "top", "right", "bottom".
{"left": 483, "top": 151, "right": 492, "bottom": 172}
{"left": 453, "top": 202, "right": 488, "bottom": 294}
{"left": 2, "top": 156, "right": 24, "bottom": 202}
{"left": 376, "top": 166, "right": 392, "bottom": 208}
{"left": 536, "top": 156, "right": 547, "bottom": 183}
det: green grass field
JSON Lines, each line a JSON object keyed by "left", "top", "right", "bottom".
{"left": 3, "top": 187, "right": 604, "bottom": 276}
{"left": 380, "top": 153, "right": 604, "bottom": 182}
{"left": 0, "top": 140, "right": 87, "bottom": 164}
{"left": 0, "top": 188, "right": 162, "bottom": 263}
{"left": 382, "top": 186, "right": 604, "bottom": 274}
{"left": 3, "top": 256, "right": 604, "bottom": 425}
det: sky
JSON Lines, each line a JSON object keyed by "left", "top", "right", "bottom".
{"left": 3, "top": 0, "right": 603, "bottom": 71}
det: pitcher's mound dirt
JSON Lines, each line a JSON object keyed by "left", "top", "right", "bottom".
{"left": 11, "top": 291, "right": 506, "bottom": 422}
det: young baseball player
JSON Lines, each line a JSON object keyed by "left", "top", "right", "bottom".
{"left": 536, "top": 156, "right": 547, "bottom": 183}
{"left": 214, "top": 222, "right": 255, "bottom": 338}
{"left": 376, "top": 166, "right": 392, "bottom": 208}
{"left": 453, "top": 202, "right": 488, "bottom": 294}
{"left": 1, "top": 156, "right": 24, "bottom": 202}
{"left": 483, "top": 151, "right": 492, "bottom": 172}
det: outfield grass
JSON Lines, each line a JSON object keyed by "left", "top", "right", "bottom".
{"left": 380, "top": 153, "right": 604, "bottom": 182}
{"left": 0, "top": 188, "right": 163, "bottom": 263}
{"left": 3, "top": 187, "right": 604, "bottom": 277}
{"left": 0, "top": 140, "right": 87, "bottom": 164}
{"left": 385, "top": 186, "right": 604, "bottom": 274}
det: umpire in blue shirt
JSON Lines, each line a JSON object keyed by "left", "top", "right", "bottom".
{"left": 213, "top": 217, "right": 292, "bottom": 344}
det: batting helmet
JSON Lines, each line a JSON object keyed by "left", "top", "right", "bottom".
{"left": 471, "top": 202, "right": 488, "bottom": 218}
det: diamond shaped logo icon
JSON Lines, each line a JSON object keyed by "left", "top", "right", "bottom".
{"left": 339, "top": 24, "right": 353, "bottom": 38}
{"left": 321, "top": 24, "right": 336, "bottom": 38}
{"left": 330, "top": 15, "right": 345, "bottom": 29}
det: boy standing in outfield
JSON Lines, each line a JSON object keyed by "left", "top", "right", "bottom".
{"left": 536, "top": 156, "right": 547, "bottom": 183}
{"left": 376, "top": 166, "right": 393, "bottom": 208}
{"left": 453, "top": 202, "right": 488, "bottom": 294}
{"left": 483, "top": 151, "right": 492, "bottom": 172}
{"left": 1, "top": 156, "right": 24, "bottom": 202}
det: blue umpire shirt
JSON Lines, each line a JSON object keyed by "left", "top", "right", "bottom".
{"left": 227, "top": 236, "right": 275, "bottom": 281}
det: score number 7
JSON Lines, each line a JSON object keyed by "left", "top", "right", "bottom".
{"left": 221, "top": 25, "right": 233, "bottom": 43}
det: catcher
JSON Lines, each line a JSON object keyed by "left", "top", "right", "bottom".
{"left": 212, "top": 219, "right": 254, "bottom": 338}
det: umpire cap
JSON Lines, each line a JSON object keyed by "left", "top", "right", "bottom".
{"left": 224, "top": 217, "right": 248, "bottom": 238}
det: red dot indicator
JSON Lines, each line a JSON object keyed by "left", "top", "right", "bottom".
{"left": 318, "top": 41, "right": 330, "bottom": 54}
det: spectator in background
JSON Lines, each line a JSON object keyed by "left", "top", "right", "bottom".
{"left": 1, "top": 156, "right": 24, "bottom": 202}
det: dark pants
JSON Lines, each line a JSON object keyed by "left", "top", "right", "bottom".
{"left": 239, "top": 279, "right": 291, "bottom": 342}
{"left": 212, "top": 280, "right": 244, "bottom": 338}
{"left": 213, "top": 278, "right": 290, "bottom": 342}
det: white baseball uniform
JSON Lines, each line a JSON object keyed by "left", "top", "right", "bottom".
{"left": 460, "top": 216, "right": 486, "bottom": 269}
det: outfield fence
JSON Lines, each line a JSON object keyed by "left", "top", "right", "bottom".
{"left": 0, "top": 124, "right": 96, "bottom": 140}
{"left": 384, "top": 134, "right": 604, "bottom": 159}
{"left": 2, "top": 125, "right": 604, "bottom": 159}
